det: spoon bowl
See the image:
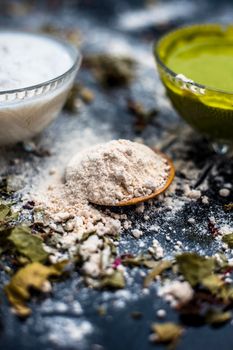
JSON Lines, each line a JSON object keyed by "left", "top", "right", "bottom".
{"left": 91, "top": 150, "right": 175, "bottom": 207}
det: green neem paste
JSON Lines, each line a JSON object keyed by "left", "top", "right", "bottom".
{"left": 155, "top": 24, "right": 233, "bottom": 142}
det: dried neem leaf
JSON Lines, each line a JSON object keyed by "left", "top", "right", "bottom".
{"left": 215, "top": 253, "right": 230, "bottom": 271}
{"left": 176, "top": 253, "right": 215, "bottom": 286}
{"left": 202, "top": 275, "right": 225, "bottom": 294}
{"left": 84, "top": 270, "right": 125, "bottom": 289}
{"left": 83, "top": 54, "right": 136, "bottom": 88}
{"left": 205, "top": 310, "right": 232, "bottom": 325}
{"left": 8, "top": 226, "right": 48, "bottom": 263}
{"left": 222, "top": 233, "right": 233, "bottom": 248}
{"left": 40, "top": 24, "right": 82, "bottom": 47}
{"left": 0, "top": 204, "right": 11, "bottom": 221}
{"left": 121, "top": 254, "right": 159, "bottom": 268}
{"left": 100, "top": 270, "right": 125, "bottom": 289}
{"left": 216, "top": 284, "right": 233, "bottom": 303}
{"left": 151, "top": 322, "right": 184, "bottom": 344}
{"left": 5, "top": 261, "right": 67, "bottom": 317}
{"left": 144, "top": 260, "right": 172, "bottom": 287}
{"left": 201, "top": 274, "right": 233, "bottom": 303}
{"left": 224, "top": 203, "right": 233, "bottom": 212}
{"left": 0, "top": 203, "right": 18, "bottom": 227}
{"left": 65, "top": 83, "right": 94, "bottom": 112}
{"left": 127, "top": 98, "right": 158, "bottom": 132}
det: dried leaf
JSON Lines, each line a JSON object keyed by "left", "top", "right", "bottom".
{"left": 0, "top": 204, "right": 11, "bottom": 221}
{"left": 205, "top": 310, "right": 232, "bottom": 325}
{"left": 224, "top": 203, "right": 233, "bottom": 212}
{"left": 0, "top": 203, "right": 17, "bottom": 228}
{"left": 83, "top": 54, "right": 136, "bottom": 88}
{"left": 100, "top": 270, "right": 125, "bottom": 289}
{"left": 127, "top": 98, "right": 158, "bottom": 132}
{"left": 5, "top": 261, "right": 67, "bottom": 317}
{"left": 222, "top": 233, "right": 233, "bottom": 248}
{"left": 217, "top": 284, "right": 233, "bottom": 303}
{"left": 121, "top": 254, "right": 159, "bottom": 268}
{"left": 176, "top": 253, "right": 215, "bottom": 286}
{"left": 65, "top": 83, "right": 94, "bottom": 112}
{"left": 144, "top": 260, "right": 172, "bottom": 287}
{"left": 8, "top": 226, "right": 48, "bottom": 263}
{"left": 151, "top": 322, "right": 184, "bottom": 344}
{"left": 40, "top": 25, "right": 82, "bottom": 47}
{"left": 202, "top": 275, "right": 224, "bottom": 294}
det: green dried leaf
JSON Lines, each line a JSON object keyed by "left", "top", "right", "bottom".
{"left": 121, "top": 254, "right": 159, "bottom": 268}
{"left": 8, "top": 226, "right": 48, "bottom": 263}
{"left": 151, "top": 322, "right": 184, "bottom": 344}
{"left": 202, "top": 274, "right": 233, "bottom": 303}
{"left": 144, "top": 260, "right": 172, "bottom": 287}
{"left": 0, "top": 204, "right": 11, "bottom": 221}
{"left": 176, "top": 253, "right": 215, "bottom": 286}
{"left": 224, "top": 203, "right": 233, "bottom": 212}
{"left": 100, "top": 270, "right": 125, "bottom": 289}
{"left": 5, "top": 261, "right": 67, "bottom": 317}
{"left": 205, "top": 310, "right": 232, "bottom": 325}
{"left": 217, "top": 284, "right": 233, "bottom": 303}
{"left": 222, "top": 233, "right": 233, "bottom": 248}
{"left": 0, "top": 203, "right": 18, "bottom": 229}
{"left": 202, "top": 275, "right": 224, "bottom": 294}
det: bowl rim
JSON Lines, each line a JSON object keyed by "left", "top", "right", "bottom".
{"left": 154, "top": 23, "right": 233, "bottom": 96}
{"left": 0, "top": 29, "right": 82, "bottom": 96}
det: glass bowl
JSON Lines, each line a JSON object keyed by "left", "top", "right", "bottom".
{"left": 154, "top": 24, "right": 233, "bottom": 150}
{"left": 0, "top": 31, "right": 82, "bottom": 145}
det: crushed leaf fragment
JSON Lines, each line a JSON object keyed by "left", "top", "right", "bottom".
{"left": 5, "top": 261, "right": 67, "bottom": 317}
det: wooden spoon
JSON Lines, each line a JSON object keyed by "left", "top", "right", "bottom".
{"left": 92, "top": 149, "right": 175, "bottom": 207}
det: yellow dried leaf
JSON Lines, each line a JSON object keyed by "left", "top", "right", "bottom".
{"left": 5, "top": 261, "right": 67, "bottom": 317}
{"left": 151, "top": 322, "right": 184, "bottom": 344}
{"left": 144, "top": 260, "right": 172, "bottom": 287}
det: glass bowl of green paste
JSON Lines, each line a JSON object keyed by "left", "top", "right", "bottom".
{"left": 154, "top": 24, "right": 233, "bottom": 150}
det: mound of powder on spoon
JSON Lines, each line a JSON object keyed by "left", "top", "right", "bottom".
{"left": 65, "top": 139, "right": 170, "bottom": 206}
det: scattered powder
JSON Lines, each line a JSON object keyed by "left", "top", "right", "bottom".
{"left": 158, "top": 281, "right": 194, "bottom": 308}
{"left": 201, "top": 195, "right": 209, "bottom": 204}
{"left": 219, "top": 188, "right": 230, "bottom": 197}
{"left": 156, "top": 309, "right": 167, "bottom": 318}
{"left": 131, "top": 229, "right": 143, "bottom": 239}
{"left": 65, "top": 139, "right": 170, "bottom": 206}
{"left": 148, "top": 239, "right": 164, "bottom": 259}
{"left": 187, "top": 217, "right": 195, "bottom": 224}
{"left": 46, "top": 318, "right": 93, "bottom": 346}
{"left": 184, "top": 184, "right": 201, "bottom": 200}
